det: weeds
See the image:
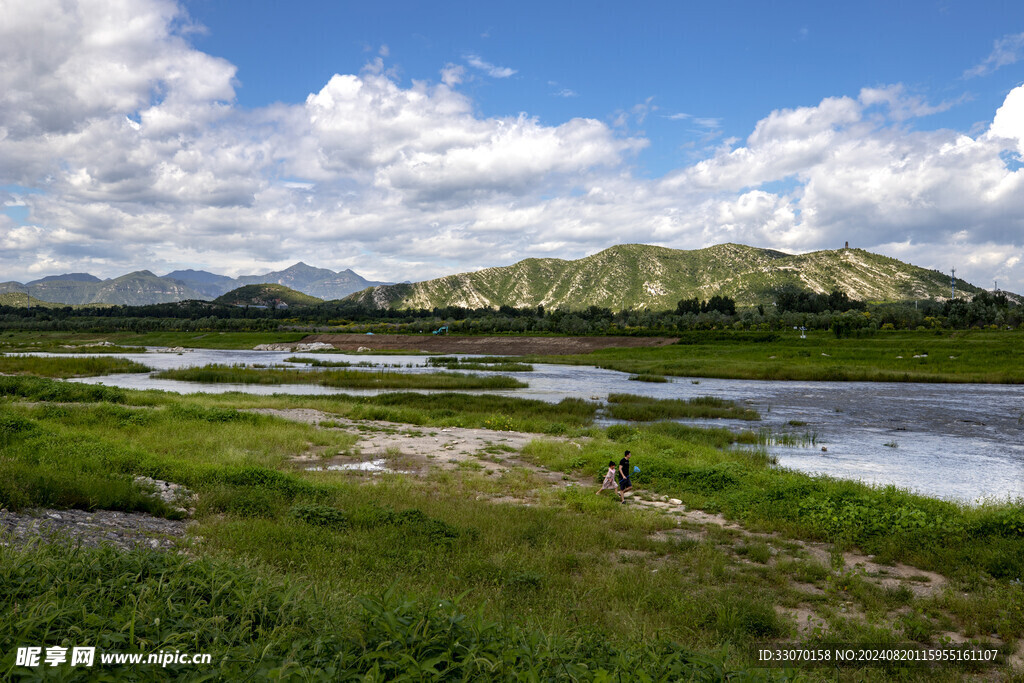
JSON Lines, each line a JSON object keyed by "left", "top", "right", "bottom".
{"left": 154, "top": 363, "right": 527, "bottom": 389}
{"left": 0, "top": 355, "right": 151, "bottom": 377}
{"left": 605, "top": 393, "right": 761, "bottom": 421}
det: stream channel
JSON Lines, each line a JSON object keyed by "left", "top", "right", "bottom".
{"left": 48, "top": 348, "right": 1024, "bottom": 504}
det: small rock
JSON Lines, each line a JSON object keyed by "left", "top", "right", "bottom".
{"left": 668, "top": 498, "right": 683, "bottom": 505}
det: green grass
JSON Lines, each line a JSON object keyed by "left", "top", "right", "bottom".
{"left": 426, "top": 356, "right": 534, "bottom": 372}
{"left": 0, "top": 542, "right": 762, "bottom": 680}
{"left": 525, "top": 428, "right": 1024, "bottom": 583}
{"left": 523, "top": 330, "right": 1024, "bottom": 384}
{"left": 0, "top": 355, "right": 151, "bottom": 377}
{"left": 628, "top": 373, "right": 669, "bottom": 382}
{"left": 1, "top": 372, "right": 1021, "bottom": 679}
{"left": 283, "top": 356, "right": 354, "bottom": 367}
{"left": 0, "top": 330, "right": 308, "bottom": 351}
{"left": 606, "top": 393, "right": 761, "bottom": 421}
{"left": 153, "top": 363, "right": 527, "bottom": 389}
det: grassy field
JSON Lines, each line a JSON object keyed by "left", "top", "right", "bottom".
{"left": 153, "top": 364, "right": 527, "bottom": 390}
{"left": 4, "top": 329, "right": 1023, "bottom": 384}
{"left": 606, "top": 393, "right": 761, "bottom": 421}
{"left": 519, "top": 330, "right": 1024, "bottom": 384}
{"left": 0, "top": 355, "right": 151, "bottom": 377}
{"left": 1, "top": 370, "right": 1022, "bottom": 679}
{"left": 0, "top": 330, "right": 307, "bottom": 352}
{"left": 425, "top": 356, "right": 535, "bottom": 372}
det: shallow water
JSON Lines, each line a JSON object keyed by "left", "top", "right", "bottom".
{"left": 28, "top": 347, "right": 1024, "bottom": 503}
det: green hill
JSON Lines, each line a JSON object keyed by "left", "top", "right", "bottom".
{"left": 214, "top": 284, "right": 322, "bottom": 308}
{"left": 345, "top": 243, "right": 982, "bottom": 311}
{"left": 0, "top": 271, "right": 207, "bottom": 306}
{"left": 0, "top": 292, "right": 66, "bottom": 308}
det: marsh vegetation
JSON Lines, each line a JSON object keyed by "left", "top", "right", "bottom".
{"left": 2, "top": 341, "right": 1023, "bottom": 679}
{"left": 153, "top": 363, "right": 527, "bottom": 390}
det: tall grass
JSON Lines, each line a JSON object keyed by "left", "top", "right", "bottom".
{"left": 154, "top": 363, "right": 527, "bottom": 389}
{"left": 522, "top": 330, "right": 1024, "bottom": 384}
{"left": 2, "top": 377, "right": 1022, "bottom": 677}
{"left": 0, "top": 542, "right": 763, "bottom": 680}
{"left": 606, "top": 393, "right": 761, "bottom": 421}
{"left": 426, "top": 356, "right": 534, "bottom": 372}
{"left": 0, "top": 355, "right": 151, "bottom": 378}
{"left": 283, "top": 356, "right": 353, "bottom": 367}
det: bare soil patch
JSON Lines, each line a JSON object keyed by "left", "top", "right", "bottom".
{"left": 250, "top": 408, "right": 579, "bottom": 484}
{"left": 299, "top": 333, "right": 677, "bottom": 355}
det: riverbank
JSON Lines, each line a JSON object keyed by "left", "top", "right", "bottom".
{"left": 4, "top": 329, "right": 1023, "bottom": 384}
{"left": 520, "top": 329, "right": 1024, "bottom": 384}
{"left": 1, "top": 375, "right": 1021, "bottom": 679}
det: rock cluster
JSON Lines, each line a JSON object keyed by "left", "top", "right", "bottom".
{"left": 252, "top": 342, "right": 336, "bottom": 352}
{"left": 0, "top": 478, "right": 197, "bottom": 552}
{"left": 134, "top": 476, "right": 198, "bottom": 516}
{"left": 0, "top": 508, "right": 187, "bottom": 552}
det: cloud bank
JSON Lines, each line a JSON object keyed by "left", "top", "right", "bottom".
{"left": 1, "top": 0, "right": 1022, "bottom": 294}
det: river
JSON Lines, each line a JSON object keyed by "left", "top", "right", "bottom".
{"left": 37, "top": 347, "right": 1024, "bottom": 503}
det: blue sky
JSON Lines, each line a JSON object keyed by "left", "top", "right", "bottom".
{"left": 181, "top": 0, "right": 1022, "bottom": 172}
{"left": 1, "top": 0, "right": 1023, "bottom": 292}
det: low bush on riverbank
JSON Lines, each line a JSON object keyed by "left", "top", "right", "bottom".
{"left": 628, "top": 373, "right": 669, "bottom": 382}
{"left": 0, "top": 374, "right": 136, "bottom": 403}
{"left": 606, "top": 393, "right": 761, "bottom": 421}
{"left": 154, "top": 363, "right": 527, "bottom": 389}
{"left": 283, "top": 356, "right": 354, "bottom": 367}
{"left": 0, "top": 355, "right": 150, "bottom": 378}
{"left": 426, "top": 356, "right": 534, "bottom": 372}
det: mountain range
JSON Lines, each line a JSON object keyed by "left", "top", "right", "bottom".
{"left": 0, "top": 244, "right": 995, "bottom": 309}
{"left": 342, "top": 243, "right": 986, "bottom": 310}
{"left": 0, "top": 263, "right": 388, "bottom": 307}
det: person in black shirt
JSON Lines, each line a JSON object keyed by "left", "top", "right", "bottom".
{"left": 617, "top": 450, "right": 633, "bottom": 503}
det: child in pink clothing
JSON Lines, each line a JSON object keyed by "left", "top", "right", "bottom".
{"left": 596, "top": 461, "right": 617, "bottom": 495}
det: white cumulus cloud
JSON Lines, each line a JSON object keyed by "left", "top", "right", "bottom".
{"left": 1, "top": 0, "right": 1023, "bottom": 294}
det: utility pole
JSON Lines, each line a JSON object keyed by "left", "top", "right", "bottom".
{"left": 951, "top": 268, "right": 956, "bottom": 300}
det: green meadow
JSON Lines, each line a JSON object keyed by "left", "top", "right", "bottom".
{"left": 0, "top": 354, "right": 151, "bottom": 378}
{"left": 153, "top": 363, "right": 527, "bottom": 390}
{"left": 1, "top": 369, "right": 1022, "bottom": 680}
{"left": 522, "top": 330, "right": 1024, "bottom": 384}
{"left": 0, "top": 330, "right": 307, "bottom": 352}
